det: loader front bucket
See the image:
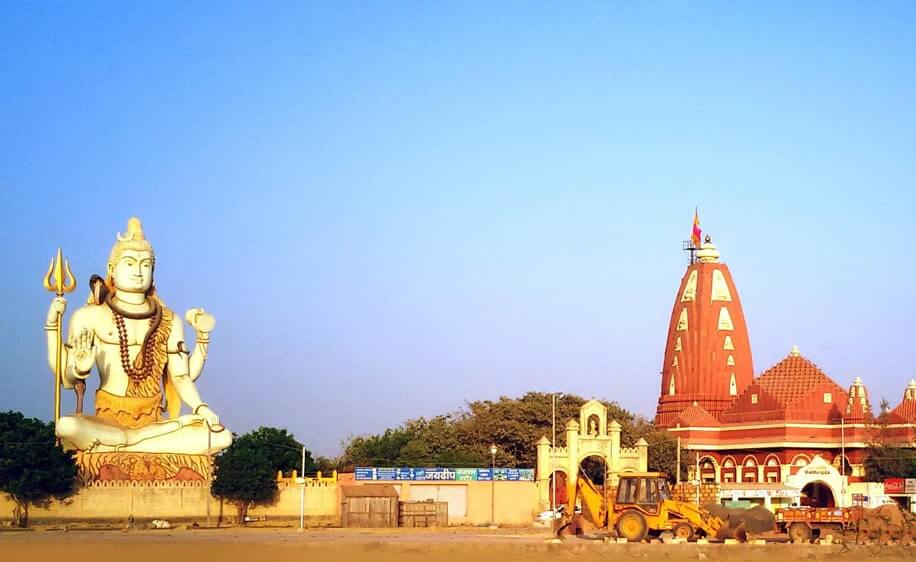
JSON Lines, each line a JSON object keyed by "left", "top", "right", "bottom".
{"left": 715, "top": 521, "right": 748, "bottom": 542}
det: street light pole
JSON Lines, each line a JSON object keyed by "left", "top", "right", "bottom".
{"left": 299, "top": 445, "right": 306, "bottom": 532}
{"left": 490, "top": 444, "right": 497, "bottom": 528}
{"left": 551, "top": 393, "right": 557, "bottom": 512}
{"left": 840, "top": 417, "right": 846, "bottom": 508}
{"left": 676, "top": 423, "right": 681, "bottom": 486}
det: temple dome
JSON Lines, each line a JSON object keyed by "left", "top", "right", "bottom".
{"left": 891, "top": 379, "right": 916, "bottom": 423}
{"left": 655, "top": 238, "right": 754, "bottom": 427}
{"left": 845, "top": 376, "right": 871, "bottom": 421}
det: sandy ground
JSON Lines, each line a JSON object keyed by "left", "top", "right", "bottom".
{"left": 1, "top": 527, "right": 913, "bottom": 562}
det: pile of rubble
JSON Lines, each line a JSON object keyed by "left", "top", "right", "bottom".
{"left": 856, "top": 504, "right": 916, "bottom": 545}
{"left": 704, "top": 504, "right": 775, "bottom": 534}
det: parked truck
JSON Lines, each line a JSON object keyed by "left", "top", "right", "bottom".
{"left": 775, "top": 506, "right": 863, "bottom": 542}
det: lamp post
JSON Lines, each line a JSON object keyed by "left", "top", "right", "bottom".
{"left": 261, "top": 440, "right": 309, "bottom": 531}
{"left": 299, "top": 444, "right": 306, "bottom": 532}
{"left": 840, "top": 417, "right": 846, "bottom": 508}
{"left": 551, "top": 392, "right": 562, "bottom": 514}
{"left": 489, "top": 444, "right": 498, "bottom": 529}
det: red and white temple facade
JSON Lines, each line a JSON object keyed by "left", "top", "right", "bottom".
{"left": 655, "top": 237, "right": 916, "bottom": 508}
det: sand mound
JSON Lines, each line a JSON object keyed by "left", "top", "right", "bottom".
{"left": 857, "top": 503, "right": 916, "bottom": 545}
{"left": 701, "top": 504, "right": 774, "bottom": 534}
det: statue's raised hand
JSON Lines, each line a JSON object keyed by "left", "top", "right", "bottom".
{"left": 185, "top": 308, "right": 216, "bottom": 339}
{"left": 69, "top": 327, "right": 96, "bottom": 377}
{"left": 46, "top": 296, "right": 67, "bottom": 326}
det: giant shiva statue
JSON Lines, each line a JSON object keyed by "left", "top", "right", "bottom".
{"left": 44, "top": 218, "right": 230, "bottom": 480}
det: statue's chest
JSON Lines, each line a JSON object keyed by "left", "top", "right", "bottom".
{"left": 98, "top": 316, "right": 153, "bottom": 346}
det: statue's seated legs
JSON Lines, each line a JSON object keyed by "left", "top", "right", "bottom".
{"left": 57, "top": 414, "right": 231, "bottom": 455}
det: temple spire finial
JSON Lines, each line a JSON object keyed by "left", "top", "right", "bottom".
{"left": 695, "top": 235, "right": 720, "bottom": 263}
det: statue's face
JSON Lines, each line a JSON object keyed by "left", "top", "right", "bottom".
{"left": 111, "top": 249, "right": 154, "bottom": 293}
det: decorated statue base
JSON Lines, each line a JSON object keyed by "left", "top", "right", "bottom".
{"left": 76, "top": 451, "right": 211, "bottom": 483}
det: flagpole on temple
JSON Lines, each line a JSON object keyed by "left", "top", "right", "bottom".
{"left": 684, "top": 208, "right": 702, "bottom": 265}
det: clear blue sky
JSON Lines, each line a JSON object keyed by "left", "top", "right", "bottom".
{"left": 2, "top": 2, "right": 915, "bottom": 456}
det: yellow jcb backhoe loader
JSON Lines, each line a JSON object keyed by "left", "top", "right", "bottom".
{"left": 556, "top": 471, "right": 746, "bottom": 542}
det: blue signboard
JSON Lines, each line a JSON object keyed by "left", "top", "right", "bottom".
{"left": 376, "top": 468, "right": 398, "bottom": 480}
{"left": 353, "top": 466, "right": 534, "bottom": 482}
{"left": 355, "top": 467, "right": 375, "bottom": 481}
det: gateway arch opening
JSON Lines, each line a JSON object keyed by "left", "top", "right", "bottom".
{"left": 801, "top": 481, "right": 835, "bottom": 508}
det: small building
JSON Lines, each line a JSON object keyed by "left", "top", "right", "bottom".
{"left": 340, "top": 484, "right": 399, "bottom": 528}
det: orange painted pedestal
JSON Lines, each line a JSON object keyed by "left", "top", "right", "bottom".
{"left": 76, "top": 451, "right": 210, "bottom": 483}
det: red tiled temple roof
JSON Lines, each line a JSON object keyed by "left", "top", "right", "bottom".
{"left": 754, "top": 352, "right": 840, "bottom": 406}
{"left": 891, "top": 380, "right": 916, "bottom": 423}
{"left": 721, "top": 349, "right": 849, "bottom": 423}
{"left": 672, "top": 403, "right": 720, "bottom": 427}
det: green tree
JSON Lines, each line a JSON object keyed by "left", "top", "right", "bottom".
{"left": 313, "top": 456, "right": 340, "bottom": 474}
{"left": 642, "top": 430, "right": 690, "bottom": 482}
{"left": 245, "top": 427, "right": 314, "bottom": 474}
{"left": 0, "top": 411, "right": 78, "bottom": 527}
{"left": 339, "top": 392, "right": 652, "bottom": 471}
{"left": 211, "top": 427, "right": 312, "bottom": 524}
{"left": 863, "top": 400, "right": 916, "bottom": 480}
{"left": 340, "top": 427, "right": 414, "bottom": 468}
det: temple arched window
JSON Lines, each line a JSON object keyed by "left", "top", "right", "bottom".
{"left": 721, "top": 457, "right": 737, "bottom": 483}
{"left": 741, "top": 456, "right": 758, "bottom": 482}
{"left": 790, "top": 454, "right": 810, "bottom": 475}
{"left": 764, "top": 456, "right": 781, "bottom": 483}
{"left": 698, "top": 457, "right": 717, "bottom": 483}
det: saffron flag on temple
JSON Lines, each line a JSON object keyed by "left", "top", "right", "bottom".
{"left": 691, "top": 208, "right": 702, "bottom": 247}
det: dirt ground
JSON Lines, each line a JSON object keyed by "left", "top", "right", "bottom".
{"left": 1, "top": 527, "right": 914, "bottom": 562}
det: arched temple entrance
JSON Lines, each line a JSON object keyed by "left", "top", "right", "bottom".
{"left": 581, "top": 454, "right": 607, "bottom": 486}
{"left": 536, "top": 400, "right": 648, "bottom": 511}
{"left": 548, "top": 471, "right": 568, "bottom": 508}
{"left": 787, "top": 455, "right": 845, "bottom": 508}
{"left": 801, "top": 481, "right": 836, "bottom": 508}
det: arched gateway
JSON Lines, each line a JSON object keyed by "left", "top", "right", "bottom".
{"left": 786, "top": 455, "right": 845, "bottom": 508}
{"left": 536, "top": 400, "right": 648, "bottom": 511}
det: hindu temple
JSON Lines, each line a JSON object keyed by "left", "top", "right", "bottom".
{"left": 655, "top": 236, "right": 916, "bottom": 509}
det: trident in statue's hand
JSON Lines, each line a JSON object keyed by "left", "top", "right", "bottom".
{"left": 43, "top": 248, "right": 77, "bottom": 427}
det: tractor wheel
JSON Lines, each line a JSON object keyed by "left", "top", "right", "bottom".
{"left": 616, "top": 511, "right": 648, "bottom": 543}
{"left": 672, "top": 522, "right": 695, "bottom": 541}
{"left": 788, "top": 523, "right": 812, "bottom": 543}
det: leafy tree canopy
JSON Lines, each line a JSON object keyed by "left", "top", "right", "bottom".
{"left": 211, "top": 426, "right": 313, "bottom": 523}
{"left": 864, "top": 406, "right": 916, "bottom": 480}
{"left": 339, "top": 392, "right": 685, "bottom": 480}
{"left": 0, "top": 411, "right": 78, "bottom": 527}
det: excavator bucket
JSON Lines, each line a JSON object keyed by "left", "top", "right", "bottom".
{"left": 554, "top": 514, "right": 573, "bottom": 538}
{"left": 555, "top": 513, "right": 594, "bottom": 538}
{"left": 715, "top": 521, "right": 748, "bottom": 542}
